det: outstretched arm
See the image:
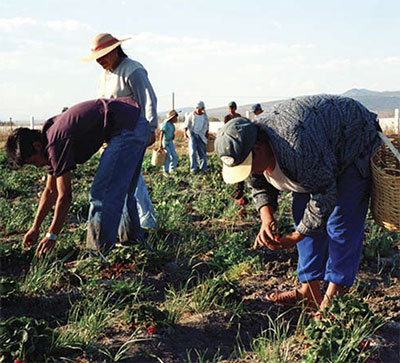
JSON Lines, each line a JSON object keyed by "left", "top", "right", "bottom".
{"left": 36, "top": 172, "right": 72, "bottom": 257}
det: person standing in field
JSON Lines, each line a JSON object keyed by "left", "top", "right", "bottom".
{"left": 158, "top": 109, "right": 178, "bottom": 175}
{"left": 184, "top": 101, "right": 209, "bottom": 173}
{"left": 224, "top": 101, "right": 241, "bottom": 124}
{"left": 81, "top": 33, "right": 157, "bottom": 230}
{"left": 6, "top": 98, "right": 148, "bottom": 257}
{"left": 223, "top": 101, "right": 247, "bottom": 205}
{"left": 215, "top": 95, "right": 381, "bottom": 310}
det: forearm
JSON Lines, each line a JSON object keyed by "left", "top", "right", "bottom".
{"left": 32, "top": 187, "right": 58, "bottom": 230}
{"left": 48, "top": 195, "right": 72, "bottom": 235}
{"left": 259, "top": 205, "right": 276, "bottom": 223}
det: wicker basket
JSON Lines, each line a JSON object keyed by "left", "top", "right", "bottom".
{"left": 206, "top": 135, "right": 215, "bottom": 153}
{"left": 151, "top": 149, "right": 166, "bottom": 167}
{"left": 371, "top": 133, "right": 400, "bottom": 232}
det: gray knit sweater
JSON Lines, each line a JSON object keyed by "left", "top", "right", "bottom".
{"left": 247, "top": 94, "right": 381, "bottom": 236}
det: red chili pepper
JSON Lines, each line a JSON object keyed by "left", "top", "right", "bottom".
{"left": 147, "top": 325, "right": 156, "bottom": 335}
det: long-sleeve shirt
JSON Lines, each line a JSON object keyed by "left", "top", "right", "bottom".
{"left": 247, "top": 94, "right": 381, "bottom": 236}
{"left": 184, "top": 111, "right": 209, "bottom": 144}
{"left": 97, "top": 57, "right": 158, "bottom": 132}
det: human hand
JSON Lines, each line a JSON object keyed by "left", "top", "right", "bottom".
{"left": 205, "top": 131, "right": 209, "bottom": 139}
{"left": 36, "top": 237, "right": 56, "bottom": 258}
{"left": 253, "top": 220, "right": 278, "bottom": 249}
{"left": 23, "top": 228, "right": 40, "bottom": 248}
{"left": 264, "top": 231, "right": 304, "bottom": 251}
{"left": 147, "top": 131, "right": 156, "bottom": 147}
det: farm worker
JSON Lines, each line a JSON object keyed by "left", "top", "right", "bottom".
{"left": 251, "top": 103, "right": 263, "bottom": 116}
{"left": 224, "top": 101, "right": 242, "bottom": 124}
{"left": 158, "top": 110, "right": 179, "bottom": 175}
{"left": 215, "top": 95, "right": 381, "bottom": 310}
{"left": 223, "top": 101, "right": 246, "bottom": 205}
{"left": 81, "top": 33, "right": 157, "bottom": 230}
{"left": 6, "top": 98, "right": 148, "bottom": 257}
{"left": 184, "top": 101, "right": 209, "bottom": 173}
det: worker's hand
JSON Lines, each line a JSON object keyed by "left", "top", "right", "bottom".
{"left": 253, "top": 220, "right": 278, "bottom": 249}
{"left": 147, "top": 131, "right": 156, "bottom": 147}
{"left": 23, "top": 227, "right": 40, "bottom": 248}
{"left": 157, "top": 146, "right": 164, "bottom": 152}
{"left": 36, "top": 236, "right": 56, "bottom": 258}
{"left": 205, "top": 131, "right": 209, "bottom": 139}
{"left": 184, "top": 132, "right": 189, "bottom": 141}
{"left": 264, "top": 231, "right": 304, "bottom": 250}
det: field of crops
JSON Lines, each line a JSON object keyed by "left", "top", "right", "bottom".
{"left": 1, "top": 138, "right": 399, "bottom": 362}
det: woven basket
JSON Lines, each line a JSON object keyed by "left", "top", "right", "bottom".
{"left": 371, "top": 133, "right": 400, "bottom": 232}
{"left": 206, "top": 136, "right": 215, "bottom": 153}
{"left": 151, "top": 149, "right": 166, "bottom": 167}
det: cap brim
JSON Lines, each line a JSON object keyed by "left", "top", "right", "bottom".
{"left": 222, "top": 151, "right": 252, "bottom": 184}
{"left": 79, "top": 38, "right": 130, "bottom": 62}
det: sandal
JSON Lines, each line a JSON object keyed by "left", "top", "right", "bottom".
{"left": 265, "top": 289, "right": 319, "bottom": 310}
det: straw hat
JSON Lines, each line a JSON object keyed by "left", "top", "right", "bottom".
{"left": 165, "top": 110, "right": 178, "bottom": 122}
{"left": 80, "top": 33, "right": 130, "bottom": 62}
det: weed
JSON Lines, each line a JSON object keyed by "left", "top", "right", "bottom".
{"left": 303, "top": 294, "right": 385, "bottom": 362}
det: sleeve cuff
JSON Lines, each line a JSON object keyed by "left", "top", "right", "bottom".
{"left": 296, "top": 221, "right": 324, "bottom": 237}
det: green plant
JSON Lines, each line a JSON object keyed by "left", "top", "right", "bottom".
{"left": 303, "top": 294, "right": 385, "bottom": 363}
{"left": 56, "top": 291, "right": 118, "bottom": 348}
{"left": 0, "top": 276, "right": 19, "bottom": 299}
{"left": 0, "top": 317, "right": 57, "bottom": 361}
{"left": 130, "top": 303, "right": 171, "bottom": 329}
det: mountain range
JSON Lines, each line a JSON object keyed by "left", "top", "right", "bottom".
{"left": 166, "top": 89, "right": 400, "bottom": 120}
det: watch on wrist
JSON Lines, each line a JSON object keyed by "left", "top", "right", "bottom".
{"left": 45, "top": 232, "right": 58, "bottom": 241}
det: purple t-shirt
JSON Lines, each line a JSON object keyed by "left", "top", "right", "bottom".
{"left": 42, "top": 97, "right": 140, "bottom": 176}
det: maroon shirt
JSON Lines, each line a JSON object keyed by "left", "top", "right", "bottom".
{"left": 224, "top": 112, "right": 241, "bottom": 124}
{"left": 42, "top": 97, "right": 140, "bottom": 176}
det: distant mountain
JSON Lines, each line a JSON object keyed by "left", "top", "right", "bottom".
{"left": 160, "top": 89, "right": 400, "bottom": 121}
{"left": 341, "top": 89, "right": 400, "bottom": 116}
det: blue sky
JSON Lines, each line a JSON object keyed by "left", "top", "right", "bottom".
{"left": 1, "top": 0, "right": 399, "bottom": 121}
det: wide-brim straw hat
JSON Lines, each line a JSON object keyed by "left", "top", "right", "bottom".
{"left": 80, "top": 33, "right": 130, "bottom": 62}
{"left": 165, "top": 110, "right": 178, "bottom": 122}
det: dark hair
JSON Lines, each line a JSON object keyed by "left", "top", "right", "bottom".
{"left": 6, "top": 128, "right": 42, "bottom": 169}
{"left": 116, "top": 45, "right": 128, "bottom": 58}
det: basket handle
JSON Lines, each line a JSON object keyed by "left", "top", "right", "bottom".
{"left": 378, "top": 132, "right": 400, "bottom": 163}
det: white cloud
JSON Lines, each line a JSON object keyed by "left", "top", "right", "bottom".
{"left": 0, "top": 17, "right": 37, "bottom": 31}
{"left": 45, "top": 19, "right": 92, "bottom": 32}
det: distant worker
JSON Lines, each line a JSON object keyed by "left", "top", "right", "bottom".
{"left": 223, "top": 101, "right": 247, "bottom": 205}
{"left": 158, "top": 110, "right": 179, "bottom": 175}
{"left": 81, "top": 32, "right": 157, "bottom": 230}
{"left": 224, "top": 101, "right": 241, "bottom": 124}
{"left": 252, "top": 103, "right": 264, "bottom": 116}
{"left": 184, "top": 101, "right": 209, "bottom": 173}
{"left": 6, "top": 98, "right": 148, "bottom": 257}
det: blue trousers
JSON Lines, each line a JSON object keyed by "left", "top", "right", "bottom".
{"left": 135, "top": 173, "right": 157, "bottom": 229}
{"left": 292, "top": 164, "right": 371, "bottom": 287}
{"left": 188, "top": 133, "right": 207, "bottom": 172}
{"left": 163, "top": 141, "right": 178, "bottom": 173}
{"left": 87, "top": 117, "right": 149, "bottom": 253}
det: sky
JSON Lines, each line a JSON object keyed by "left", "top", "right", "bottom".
{"left": 1, "top": 0, "right": 399, "bottom": 121}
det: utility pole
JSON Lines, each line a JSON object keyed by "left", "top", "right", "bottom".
{"left": 30, "top": 116, "right": 35, "bottom": 129}
{"left": 9, "top": 117, "right": 13, "bottom": 131}
{"left": 172, "top": 92, "right": 175, "bottom": 110}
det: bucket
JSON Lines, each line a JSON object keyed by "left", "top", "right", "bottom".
{"left": 151, "top": 149, "right": 166, "bottom": 167}
{"left": 371, "top": 133, "right": 400, "bottom": 232}
{"left": 206, "top": 135, "right": 215, "bottom": 153}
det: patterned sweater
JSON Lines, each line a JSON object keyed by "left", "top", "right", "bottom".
{"left": 247, "top": 94, "right": 381, "bottom": 236}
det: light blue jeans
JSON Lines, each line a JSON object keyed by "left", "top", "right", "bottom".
{"left": 188, "top": 133, "right": 207, "bottom": 172}
{"left": 87, "top": 117, "right": 149, "bottom": 253}
{"left": 163, "top": 141, "right": 178, "bottom": 173}
{"left": 135, "top": 173, "right": 157, "bottom": 229}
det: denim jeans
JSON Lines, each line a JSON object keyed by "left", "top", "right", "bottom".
{"left": 293, "top": 164, "right": 371, "bottom": 287}
{"left": 163, "top": 141, "right": 178, "bottom": 173}
{"left": 87, "top": 117, "right": 149, "bottom": 253}
{"left": 188, "top": 133, "right": 207, "bottom": 172}
{"left": 135, "top": 173, "right": 157, "bottom": 229}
